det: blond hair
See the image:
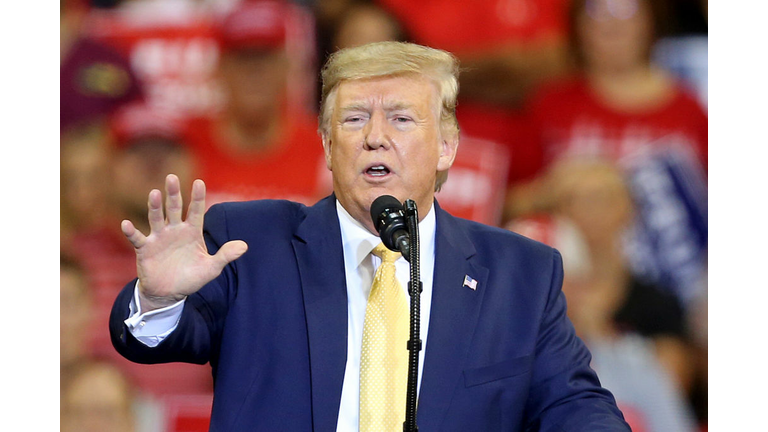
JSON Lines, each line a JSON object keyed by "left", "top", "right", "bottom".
{"left": 318, "top": 42, "right": 460, "bottom": 190}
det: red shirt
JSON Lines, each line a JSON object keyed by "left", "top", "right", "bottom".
{"left": 184, "top": 114, "right": 332, "bottom": 208}
{"left": 378, "top": 0, "right": 568, "bottom": 54}
{"left": 525, "top": 75, "right": 708, "bottom": 174}
{"left": 377, "top": 0, "right": 570, "bottom": 184}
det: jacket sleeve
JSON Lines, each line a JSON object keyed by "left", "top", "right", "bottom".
{"left": 109, "top": 203, "right": 238, "bottom": 366}
{"left": 523, "top": 250, "right": 631, "bottom": 431}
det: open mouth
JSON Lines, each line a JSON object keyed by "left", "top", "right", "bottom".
{"left": 365, "top": 164, "right": 391, "bottom": 177}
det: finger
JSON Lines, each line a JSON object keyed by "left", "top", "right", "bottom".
{"left": 212, "top": 240, "right": 249, "bottom": 271}
{"left": 165, "top": 174, "right": 183, "bottom": 225}
{"left": 186, "top": 179, "right": 207, "bottom": 228}
{"left": 121, "top": 219, "right": 147, "bottom": 249}
{"left": 148, "top": 189, "right": 165, "bottom": 233}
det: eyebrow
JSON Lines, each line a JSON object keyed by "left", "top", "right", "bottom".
{"left": 338, "top": 102, "right": 417, "bottom": 113}
{"left": 338, "top": 103, "right": 369, "bottom": 114}
{"left": 383, "top": 102, "right": 416, "bottom": 112}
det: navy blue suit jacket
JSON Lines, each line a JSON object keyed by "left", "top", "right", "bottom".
{"left": 110, "top": 195, "right": 629, "bottom": 431}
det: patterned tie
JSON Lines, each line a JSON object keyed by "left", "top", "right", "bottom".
{"left": 359, "top": 243, "right": 409, "bottom": 431}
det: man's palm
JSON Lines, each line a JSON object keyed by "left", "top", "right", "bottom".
{"left": 121, "top": 175, "right": 248, "bottom": 310}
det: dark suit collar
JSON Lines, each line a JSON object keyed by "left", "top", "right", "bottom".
{"left": 293, "top": 195, "right": 487, "bottom": 431}
{"left": 292, "top": 194, "right": 348, "bottom": 432}
{"left": 433, "top": 199, "right": 477, "bottom": 260}
{"left": 417, "top": 201, "right": 488, "bottom": 430}
{"left": 294, "top": 193, "right": 339, "bottom": 244}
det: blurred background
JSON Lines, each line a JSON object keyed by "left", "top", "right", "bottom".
{"left": 60, "top": 0, "right": 707, "bottom": 430}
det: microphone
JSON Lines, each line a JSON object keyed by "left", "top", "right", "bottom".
{"left": 370, "top": 195, "right": 410, "bottom": 258}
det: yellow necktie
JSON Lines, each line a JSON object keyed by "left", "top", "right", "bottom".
{"left": 359, "top": 243, "right": 409, "bottom": 431}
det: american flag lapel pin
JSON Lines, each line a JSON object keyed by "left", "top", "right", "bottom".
{"left": 463, "top": 275, "right": 478, "bottom": 290}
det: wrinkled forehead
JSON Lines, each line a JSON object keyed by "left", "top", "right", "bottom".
{"left": 330, "top": 74, "right": 441, "bottom": 114}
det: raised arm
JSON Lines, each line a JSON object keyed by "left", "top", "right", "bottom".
{"left": 120, "top": 174, "right": 248, "bottom": 311}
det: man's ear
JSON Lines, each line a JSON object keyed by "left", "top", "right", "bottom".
{"left": 436, "top": 133, "right": 459, "bottom": 172}
{"left": 321, "top": 133, "right": 333, "bottom": 170}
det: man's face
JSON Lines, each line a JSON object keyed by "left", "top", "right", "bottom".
{"left": 219, "top": 49, "right": 288, "bottom": 121}
{"left": 61, "top": 366, "right": 135, "bottom": 432}
{"left": 112, "top": 139, "right": 195, "bottom": 221}
{"left": 578, "top": 0, "right": 651, "bottom": 72}
{"left": 60, "top": 123, "right": 113, "bottom": 227}
{"left": 324, "top": 74, "right": 458, "bottom": 233}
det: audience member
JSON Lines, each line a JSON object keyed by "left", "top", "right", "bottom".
{"left": 61, "top": 0, "right": 143, "bottom": 132}
{"left": 61, "top": 253, "right": 94, "bottom": 371}
{"left": 84, "top": 0, "right": 319, "bottom": 122}
{"left": 61, "top": 254, "right": 160, "bottom": 429}
{"left": 513, "top": 0, "right": 706, "bottom": 189}
{"left": 61, "top": 120, "right": 117, "bottom": 249}
{"left": 328, "top": 0, "right": 407, "bottom": 51}
{"left": 551, "top": 159, "right": 694, "bottom": 389}
{"left": 61, "top": 360, "right": 139, "bottom": 432}
{"left": 313, "top": 0, "right": 358, "bottom": 31}
{"left": 64, "top": 103, "right": 214, "bottom": 401}
{"left": 110, "top": 103, "right": 198, "bottom": 235}
{"left": 512, "top": 159, "right": 698, "bottom": 431}
{"left": 509, "top": 0, "right": 707, "bottom": 213}
{"left": 182, "top": 0, "right": 332, "bottom": 207}
{"left": 508, "top": 0, "right": 708, "bottom": 306}
{"left": 376, "top": 0, "right": 573, "bottom": 186}
{"left": 314, "top": 0, "right": 408, "bottom": 109}
{"left": 81, "top": 0, "right": 223, "bottom": 120}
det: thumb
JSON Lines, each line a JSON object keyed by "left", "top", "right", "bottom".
{"left": 212, "top": 240, "right": 249, "bottom": 269}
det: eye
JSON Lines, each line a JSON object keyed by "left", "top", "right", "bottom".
{"left": 393, "top": 116, "right": 412, "bottom": 123}
{"left": 340, "top": 114, "right": 368, "bottom": 130}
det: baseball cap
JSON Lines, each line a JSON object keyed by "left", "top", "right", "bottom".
{"left": 217, "top": 0, "right": 289, "bottom": 51}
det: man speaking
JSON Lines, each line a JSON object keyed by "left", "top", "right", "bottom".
{"left": 111, "top": 41, "right": 629, "bottom": 431}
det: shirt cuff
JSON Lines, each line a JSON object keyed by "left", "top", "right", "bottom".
{"left": 124, "top": 281, "right": 186, "bottom": 348}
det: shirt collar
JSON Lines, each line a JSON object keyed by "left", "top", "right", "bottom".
{"left": 336, "top": 199, "right": 436, "bottom": 269}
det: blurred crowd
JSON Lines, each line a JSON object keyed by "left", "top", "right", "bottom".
{"left": 60, "top": 0, "right": 708, "bottom": 431}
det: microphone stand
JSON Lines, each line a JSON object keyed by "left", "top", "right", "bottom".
{"left": 403, "top": 199, "right": 421, "bottom": 432}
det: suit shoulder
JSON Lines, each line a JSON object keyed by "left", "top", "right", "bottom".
{"left": 205, "top": 199, "right": 309, "bottom": 232}
{"left": 209, "top": 199, "right": 307, "bottom": 217}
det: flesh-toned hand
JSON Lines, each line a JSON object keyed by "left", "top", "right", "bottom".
{"left": 121, "top": 174, "right": 248, "bottom": 311}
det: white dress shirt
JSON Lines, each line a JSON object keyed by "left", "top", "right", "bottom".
{"left": 124, "top": 199, "right": 437, "bottom": 431}
{"left": 334, "top": 200, "right": 435, "bottom": 431}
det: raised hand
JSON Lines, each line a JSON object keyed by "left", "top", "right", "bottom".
{"left": 121, "top": 174, "right": 248, "bottom": 312}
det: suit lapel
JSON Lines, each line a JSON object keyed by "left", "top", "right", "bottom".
{"left": 417, "top": 205, "right": 488, "bottom": 431}
{"left": 292, "top": 195, "right": 348, "bottom": 432}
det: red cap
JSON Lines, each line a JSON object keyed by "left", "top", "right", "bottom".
{"left": 217, "top": 0, "right": 289, "bottom": 51}
{"left": 110, "top": 103, "right": 185, "bottom": 148}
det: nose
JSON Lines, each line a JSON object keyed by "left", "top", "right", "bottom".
{"left": 364, "top": 111, "right": 391, "bottom": 150}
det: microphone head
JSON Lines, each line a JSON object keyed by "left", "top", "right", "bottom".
{"left": 370, "top": 195, "right": 403, "bottom": 231}
{"left": 370, "top": 195, "right": 408, "bottom": 252}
